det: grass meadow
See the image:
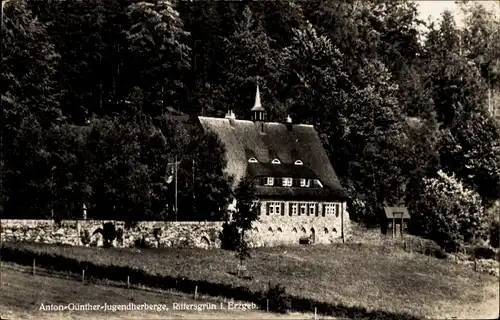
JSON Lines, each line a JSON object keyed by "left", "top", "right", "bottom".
{"left": 1, "top": 264, "right": 329, "bottom": 320}
{"left": 1, "top": 238, "right": 498, "bottom": 319}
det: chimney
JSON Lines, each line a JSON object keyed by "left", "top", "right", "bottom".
{"left": 225, "top": 110, "right": 236, "bottom": 126}
{"left": 286, "top": 115, "right": 293, "bottom": 131}
{"left": 225, "top": 110, "right": 236, "bottom": 119}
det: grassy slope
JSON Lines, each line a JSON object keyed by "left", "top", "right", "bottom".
{"left": 2, "top": 240, "right": 498, "bottom": 319}
{"left": 0, "top": 263, "right": 331, "bottom": 320}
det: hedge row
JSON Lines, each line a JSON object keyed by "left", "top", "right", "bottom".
{"left": 0, "top": 243, "right": 420, "bottom": 320}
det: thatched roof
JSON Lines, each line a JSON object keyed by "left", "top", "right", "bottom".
{"left": 247, "top": 162, "right": 318, "bottom": 179}
{"left": 198, "top": 117, "right": 348, "bottom": 200}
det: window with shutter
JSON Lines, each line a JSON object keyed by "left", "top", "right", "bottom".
{"left": 309, "top": 203, "right": 316, "bottom": 216}
{"left": 266, "top": 202, "right": 270, "bottom": 215}
{"left": 300, "top": 179, "right": 310, "bottom": 187}
{"left": 281, "top": 202, "right": 285, "bottom": 216}
{"left": 283, "top": 177, "right": 293, "bottom": 187}
{"left": 300, "top": 203, "right": 307, "bottom": 215}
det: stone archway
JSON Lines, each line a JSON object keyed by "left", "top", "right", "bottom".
{"left": 199, "top": 236, "right": 210, "bottom": 249}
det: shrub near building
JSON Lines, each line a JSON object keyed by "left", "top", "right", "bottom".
{"left": 411, "top": 170, "right": 488, "bottom": 251}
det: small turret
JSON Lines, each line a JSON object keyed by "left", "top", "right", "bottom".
{"left": 251, "top": 85, "right": 266, "bottom": 122}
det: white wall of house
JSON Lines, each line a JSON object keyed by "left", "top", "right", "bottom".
{"left": 246, "top": 200, "right": 350, "bottom": 247}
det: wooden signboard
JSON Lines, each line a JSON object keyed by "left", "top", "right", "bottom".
{"left": 384, "top": 207, "right": 411, "bottom": 239}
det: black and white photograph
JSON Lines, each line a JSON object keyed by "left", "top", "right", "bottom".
{"left": 1, "top": 0, "right": 499, "bottom": 319}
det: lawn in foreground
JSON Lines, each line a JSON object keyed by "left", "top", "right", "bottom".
{"left": 2, "top": 242, "right": 498, "bottom": 318}
{"left": 0, "top": 264, "right": 330, "bottom": 320}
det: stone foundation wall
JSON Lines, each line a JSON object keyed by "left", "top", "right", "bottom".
{"left": 0, "top": 202, "right": 350, "bottom": 249}
{"left": 0, "top": 220, "right": 223, "bottom": 249}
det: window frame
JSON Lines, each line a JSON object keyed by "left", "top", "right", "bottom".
{"left": 324, "top": 203, "right": 335, "bottom": 216}
{"left": 300, "top": 203, "right": 307, "bottom": 215}
{"left": 271, "top": 159, "right": 281, "bottom": 164}
{"left": 269, "top": 202, "right": 281, "bottom": 215}
{"left": 300, "top": 179, "right": 310, "bottom": 187}
{"left": 265, "top": 177, "right": 274, "bottom": 186}
{"left": 282, "top": 177, "right": 293, "bottom": 187}
{"left": 309, "top": 203, "right": 316, "bottom": 216}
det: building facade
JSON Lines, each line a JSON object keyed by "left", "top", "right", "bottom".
{"left": 198, "top": 86, "right": 350, "bottom": 246}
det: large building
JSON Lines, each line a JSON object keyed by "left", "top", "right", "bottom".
{"left": 199, "top": 86, "right": 351, "bottom": 246}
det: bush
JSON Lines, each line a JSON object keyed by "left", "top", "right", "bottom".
{"left": 219, "top": 221, "right": 240, "bottom": 251}
{"left": 116, "top": 228, "right": 124, "bottom": 246}
{"left": 80, "top": 229, "right": 91, "bottom": 246}
{"left": 433, "top": 248, "right": 447, "bottom": 259}
{"left": 134, "top": 236, "right": 151, "bottom": 248}
{"left": 102, "top": 222, "right": 116, "bottom": 248}
{"left": 474, "top": 246, "right": 497, "bottom": 260}
{"left": 411, "top": 170, "right": 488, "bottom": 251}
{"left": 265, "top": 282, "right": 291, "bottom": 314}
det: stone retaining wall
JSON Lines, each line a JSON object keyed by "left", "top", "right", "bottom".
{"left": 1, "top": 202, "right": 350, "bottom": 249}
{"left": 0, "top": 220, "right": 223, "bottom": 249}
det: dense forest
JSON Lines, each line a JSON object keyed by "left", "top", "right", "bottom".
{"left": 1, "top": 0, "right": 499, "bottom": 248}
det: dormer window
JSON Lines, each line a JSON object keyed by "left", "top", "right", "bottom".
{"left": 248, "top": 158, "right": 258, "bottom": 163}
{"left": 300, "top": 179, "right": 310, "bottom": 187}
{"left": 282, "top": 177, "right": 293, "bottom": 187}
{"left": 265, "top": 177, "right": 274, "bottom": 186}
{"left": 294, "top": 160, "right": 303, "bottom": 165}
{"left": 271, "top": 159, "right": 281, "bottom": 164}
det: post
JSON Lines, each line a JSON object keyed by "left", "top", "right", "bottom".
{"left": 175, "top": 156, "right": 178, "bottom": 222}
{"left": 266, "top": 299, "right": 269, "bottom": 312}
{"left": 33, "top": 259, "right": 36, "bottom": 277}
{"left": 192, "top": 158, "right": 195, "bottom": 201}
{"left": 341, "top": 202, "right": 345, "bottom": 243}
{"left": 194, "top": 285, "right": 198, "bottom": 300}
{"left": 400, "top": 215, "right": 404, "bottom": 240}
{"left": 127, "top": 276, "right": 130, "bottom": 289}
{"left": 82, "top": 270, "right": 85, "bottom": 283}
{"left": 314, "top": 307, "right": 317, "bottom": 319}
{"left": 392, "top": 216, "right": 395, "bottom": 239}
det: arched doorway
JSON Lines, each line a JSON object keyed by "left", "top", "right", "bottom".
{"left": 310, "top": 228, "right": 316, "bottom": 244}
{"left": 200, "top": 236, "right": 210, "bottom": 249}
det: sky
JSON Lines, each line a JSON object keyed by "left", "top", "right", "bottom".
{"left": 414, "top": 0, "right": 500, "bottom": 27}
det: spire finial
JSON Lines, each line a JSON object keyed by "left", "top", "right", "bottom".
{"left": 253, "top": 84, "right": 262, "bottom": 110}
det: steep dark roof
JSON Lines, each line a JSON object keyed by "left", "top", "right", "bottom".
{"left": 198, "top": 117, "right": 348, "bottom": 200}
{"left": 246, "top": 162, "right": 318, "bottom": 179}
{"left": 255, "top": 186, "right": 345, "bottom": 201}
